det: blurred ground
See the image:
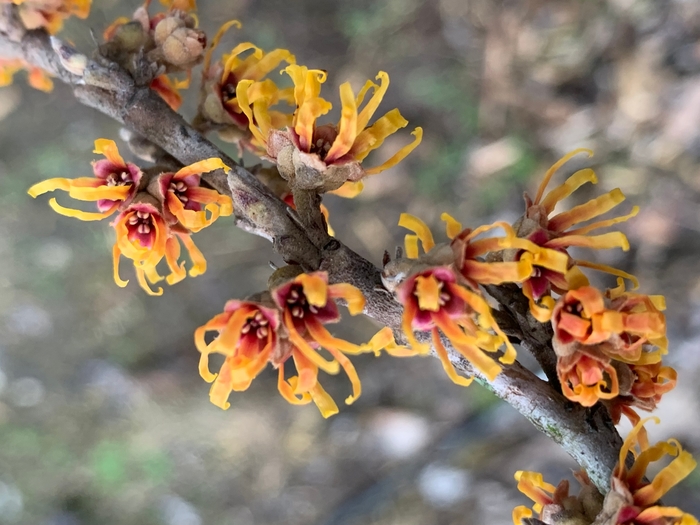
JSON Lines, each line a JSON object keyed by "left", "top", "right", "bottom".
{"left": 1, "top": 0, "right": 700, "bottom": 523}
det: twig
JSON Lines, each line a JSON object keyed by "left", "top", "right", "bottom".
{"left": 0, "top": 14, "right": 623, "bottom": 492}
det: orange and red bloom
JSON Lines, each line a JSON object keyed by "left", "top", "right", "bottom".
{"left": 29, "top": 138, "right": 231, "bottom": 294}
{"left": 511, "top": 149, "right": 639, "bottom": 321}
{"left": 196, "top": 272, "right": 369, "bottom": 417}
{"left": 513, "top": 419, "right": 698, "bottom": 525}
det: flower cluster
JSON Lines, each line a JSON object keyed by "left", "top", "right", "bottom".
{"left": 381, "top": 213, "right": 563, "bottom": 385}
{"left": 550, "top": 279, "right": 675, "bottom": 432}
{"left": 513, "top": 418, "right": 698, "bottom": 525}
{"left": 100, "top": 0, "right": 206, "bottom": 110}
{"left": 510, "top": 149, "right": 639, "bottom": 322}
{"left": 196, "top": 271, "right": 375, "bottom": 417}
{"left": 237, "top": 64, "right": 423, "bottom": 196}
{"left": 28, "top": 138, "right": 232, "bottom": 295}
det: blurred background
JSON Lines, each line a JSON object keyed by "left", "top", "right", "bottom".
{"left": 2, "top": 0, "right": 700, "bottom": 523}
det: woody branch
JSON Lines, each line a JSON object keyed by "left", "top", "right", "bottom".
{"left": 0, "top": 5, "right": 623, "bottom": 492}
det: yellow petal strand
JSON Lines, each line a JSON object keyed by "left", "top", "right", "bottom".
{"left": 398, "top": 213, "right": 435, "bottom": 253}
{"left": 635, "top": 448, "right": 697, "bottom": 507}
{"left": 324, "top": 346, "right": 361, "bottom": 405}
{"left": 175, "top": 158, "right": 230, "bottom": 178}
{"left": 548, "top": 189, "right": 626, "bottom": 233}
{"left": 328, "top": 283, "right": 365, "bottom": 314}
{"left": 363, "top": 327, "right": 418, "bottom": 357}
{"left": 329, "top": 181, "right": 364, "bottom": 198}
{"left": 325, "top": 82, "right": 358, "bottom": 162}
{"left": 308, "top": 381, "right": 339, "bottom": 418}
{"left": 357, "top": 71, "right": 389, "bottom": 131}
{"left": 295, "top": 97, "right": 332, "bottom": 151}
{"left": 236, "top": 79, "right": 268, "bottom": 145}
{"left": 277, "top": 365, "right": 312, "bottom": 405}
{"left": 462, "top": 260, "right": 533, "bottom": 285}
{"left": 252, "top": 98, "right": 273, "bottom": 142}
{"left": 284, "top": 311, "right": 340, "bottom": 374}
{"left": 441, "top": 213, "right": 463, "bottom": 240}
{"left": 540, "top": 168, "right": 598, "bottom": 214}
{"left": 565, "top": 206, "right": 640, "bottom": 236}
{"left": 574, "top": 259, "right": 639, "bottom": 289}
{"left": 203, "top": 20, "right": 241, "bottom": 74}
{"left": 222, "top": 42, "right": 262, "bottom": 82}
{"left": 547, "top": 232, "right": 630, "bottom": 251}
{"left": 112, "top": 244, "right": 129, "bottom": 288}
{"left": 69, "top": 184, "right": 131, "bottom": 201}
{"left": 512, "top": 506, "right": 534, "bottom": 525}
{"left": 28, "top": 178, "right": 72, "bottom": 197}
{"left": 351, "top": 108, "right": 408, "bottom": 161}
{"left": 404, "top": 234, "right": 420, "bottom": 259}
{"left": 213, "top": 308, "right": 254, "bottom": 355}
{"left": 434, "top": 314, "right": 502, "bottom": 381}
{"left": 305, "top": 318, "right": 366, "bottom": 356}
{"left": 364, "top": 127, "right": 423, "bottom": 176}
{"left": 616, "top": 416, "right": 661, "bottom": 478}
{"left": 296, "top": 274, "right": 328, "bottom": 308}
{"left": 48, "top": 198, "right": 118, "bottom": 221}
{"left": 354, "top": 79, "right": 375, "bottom": 108}
{"left": 533, "top": 148, "right": 594, "bottom": 205}
{"left": 432, "top": 329, "right": 473, "bottom": 387}
{"left": 238, "top": 48, "right": 295, "bottom": 82}
{"left": 522, "top": 281, "right": 553, "bottom": 323}
{"left": 179, "top": 234, "right": 207, "bottom": 277}
{"left": 135, "top": 267, "right": 164, "bottom": 296}
{"left": 282, "top": 64, "right": 307, "bottom": 108}
{"left": 164, "top": 236, "right": 187, "bottom": 285}
{"left": 93, "top": 138, "right": 125, "bottom": 167}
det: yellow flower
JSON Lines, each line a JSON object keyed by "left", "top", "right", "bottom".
{"left": 238, "top": 66, "right": 422, "bottom": 194}
{"left": 28, "top": 139, "right": 142, "bottom": 220}
{"left": 197, "top": 21, "right": 295, "bottom": 143}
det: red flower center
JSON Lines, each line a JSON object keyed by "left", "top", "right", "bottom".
{"left": 106, "top": 170, "right": 133, "bottom": 186}
{"left": 168, "top": 180, "right": 189, "bottom": 204}
{"left": 285, "top": 284, "right": 318, "bottom": 319}
{"left": 241, "top": 310, "right": 271, "bottom": 340}
{"left": 126, "top": 210, "right": 157, "bottom": 247}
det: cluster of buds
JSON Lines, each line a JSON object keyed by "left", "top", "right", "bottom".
{"left": 513, "top": 418, "right": 698, "bottom": 525}
{"left": 3, "top": 0, "right": 90, "bottom": 34}
{"left": 196, "top": 270, "right": 382, "bottom": 417}
{"left": 550, "top": 280, "right": 675, "bottom": 436}
{"left": 100, "top": 0, "right": 206, "bottom": 110}
{"left": 28, "top": 138, "right": 232, "bottom": 295}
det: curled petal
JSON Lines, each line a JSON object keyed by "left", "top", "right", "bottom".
{"left": 364, "top": 127, "right": 423, "bottom": 176}
{"left": 325, "top": 81, "right": 358, "bottom": 163}
{"left": 547, "top": 231, "right": 630, "bottom": 251}
{"left": 179, "top": 233, "right": 207, "bottom": 277}
{"left": 356, "top": 71, "right": 390, "bottom": 131}
{"left": 534, "top": 148, "right": 593, "bottom": 205}
{"left": 174, "top": 158, "right": 231, "bottom": 179}
{"left": 330, "top": 181, "right": 364, "bottom": 199}
{"left": 350, "top": 108, "right": 408, "bottom": 162}
{"left": 540, "top": 168, "right": 598, "bottom": 214}
{"left": 93, "top": 138, "right": 125, "bottom": 167}
{"left": 441, "top": 213, "right": 463, "bottom": 240}
{"left": 432, "top": 328, "right": 473, "bottom": 387}
{"left": 399, "top": 213, "right": 435, "bottom": 253}
{"left": 297, "top": 273, "right": 329, "bottom": 308}
{"left": 328, "top": 283, "right": 365, "bottom": 314}
{"left": 48, "top": 198, "right": 119, "bottom": 221}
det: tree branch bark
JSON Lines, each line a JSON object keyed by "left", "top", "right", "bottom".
{"left": 0, "top": 13, "right": 623, "bottom": 492}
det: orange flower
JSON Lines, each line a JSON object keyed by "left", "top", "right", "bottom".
{"left": 551, "top": 284, "right": 667, "bottom": 363}
{"left": 512, "top": 149, "right": 639, "bottom": 321}
{"left": 28, "top": 139, "right": 142, "bottom": 220}
{"left": 196, "top": 298, "right": 281, "bottom": 409}
{"left": 557, "top": 345, "right": 620, "bottom": 407}
{"left": 150, "top": 74, "right": 185, "bottom": 110}
{"left": 609, "top": 418, "right": 698, "bottom": 524}
{"left": 151, "top": 158, "right": 233, "bottom": 232}
{"left": 270, "top": 272, "right": 366, "bottom": 417}
{"left": 8, "top": 0, "right": 91, "bottom": 34}
{"left": 238, "top": 65, "right": 422, "bottom": 195}
{"left": 197, "top": 21, "right": 295, "bottom": 143}
{"left": 0, "top": 58, "right": 53, "bottom": 92}
{"left": 396, "top": 265, "right": 516, "bottom": 384}
{"left": 111, "top": 198, "right": 206, "bottom": 295}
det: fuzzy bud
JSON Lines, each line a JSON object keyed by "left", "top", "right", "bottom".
{"left": 160, "top": 27, "right": 206, "bottom": 67}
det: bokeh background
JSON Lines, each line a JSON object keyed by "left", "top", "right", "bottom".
{"left": 2, "top": 0, "right": 700, "bottom": 523}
